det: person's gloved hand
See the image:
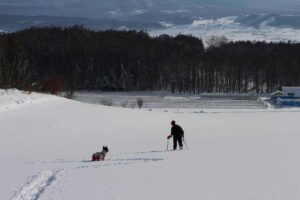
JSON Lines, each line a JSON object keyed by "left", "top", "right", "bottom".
{"left": 167, "top": 135, "right": 172, "bottom": 139}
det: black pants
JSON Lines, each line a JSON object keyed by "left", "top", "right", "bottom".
{"left": 173, "top": 136, "right": 183, "bottom": 150}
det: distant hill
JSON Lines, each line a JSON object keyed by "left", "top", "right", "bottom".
{"left": 1, "top": 0, "right": 300, "bottom": 32}
{"left": 0, "top": 14, "right": 163, "bottom": 32}
{"left": 1, "top": 0, "right": 300, "bottom": 18}
{"left": 236, "top": 14, "right": 300, "bottom": 29}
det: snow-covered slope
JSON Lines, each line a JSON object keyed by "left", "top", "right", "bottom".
{"left": 1, "top": 90, "right": 300, "bottom": 200}
{"left": 150, "top": 16, "right": 300, "bottom": 44}
{"left": 0, "top": 89, "right": 56, "bottom": 112}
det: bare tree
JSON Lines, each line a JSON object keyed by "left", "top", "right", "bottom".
{"left": 206, "top": 35, "right": 229, "bottom": 48}
{"left": 121, "top": 100, "right": 128, "bottom": 108}
{"left": 65, "top": 90, "right": 74, "bottom": 99}
{"left": 137, "top": 98, "right": 143, "bottom": 109}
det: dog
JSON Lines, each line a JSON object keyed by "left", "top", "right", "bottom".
{"left": 92, "top": 146, "right": 109, "bottom": 161}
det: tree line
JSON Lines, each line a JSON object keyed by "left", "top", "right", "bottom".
{"left": 0, "top": 26, "right": 299, "bottom": 94}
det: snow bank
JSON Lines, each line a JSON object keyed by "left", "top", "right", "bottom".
{"left": 0, "top": 89, "right": 57, "bottom": 111}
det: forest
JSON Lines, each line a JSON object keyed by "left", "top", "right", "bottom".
{"left": 0, "top": 26, "right": 299, "bottom": 94}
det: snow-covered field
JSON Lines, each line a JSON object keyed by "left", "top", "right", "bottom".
{"left": 150, "top": 17, "right": 300, "bottom": 44}
{"left": 1, "top": 89, "right": 300, "bottom": 200}
{"left": 73, "top": 91, "right": 265, "bottom": 109}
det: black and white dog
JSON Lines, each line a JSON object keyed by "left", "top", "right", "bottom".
{"left": 92, "top": 146, "right": 109, "bottom": 161}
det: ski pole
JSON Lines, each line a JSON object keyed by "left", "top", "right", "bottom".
{"left": 183, "top": 137, "right": 188, "bottom": 150}
{"left": 167, "top": 139, "right": 169, "bottom": 151}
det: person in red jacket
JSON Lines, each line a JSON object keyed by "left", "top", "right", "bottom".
{"left": 167, "top": 120, "right": 184, "bottom": 150}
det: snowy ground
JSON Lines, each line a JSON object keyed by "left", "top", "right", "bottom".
{"left": 1, "top": 89, "right": 300, "bottom": 200}
{"left": 0, "top": 89, "right": 55, "bottom": 111}
{"left": 150, "top": 17, "right": 300, "bottom": 45}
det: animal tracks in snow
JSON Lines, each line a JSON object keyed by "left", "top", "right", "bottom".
{"left": 13, "top": 156, "right": 164, "bottom": 200}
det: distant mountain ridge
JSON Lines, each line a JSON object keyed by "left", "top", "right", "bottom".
{"left": 1, "top": 0, "right": 300, "bottom": 19}
{"left": 236, "top": 14, "right": 300, "bottom": 29}
{"left": 0, "top": 14, "right": 163, "bottom": 32}
{"left": 1, "top": 0, "right": 300, "bottom": 32}
{"left": 1, "top": 13, "right": 300, "bottom": 33}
